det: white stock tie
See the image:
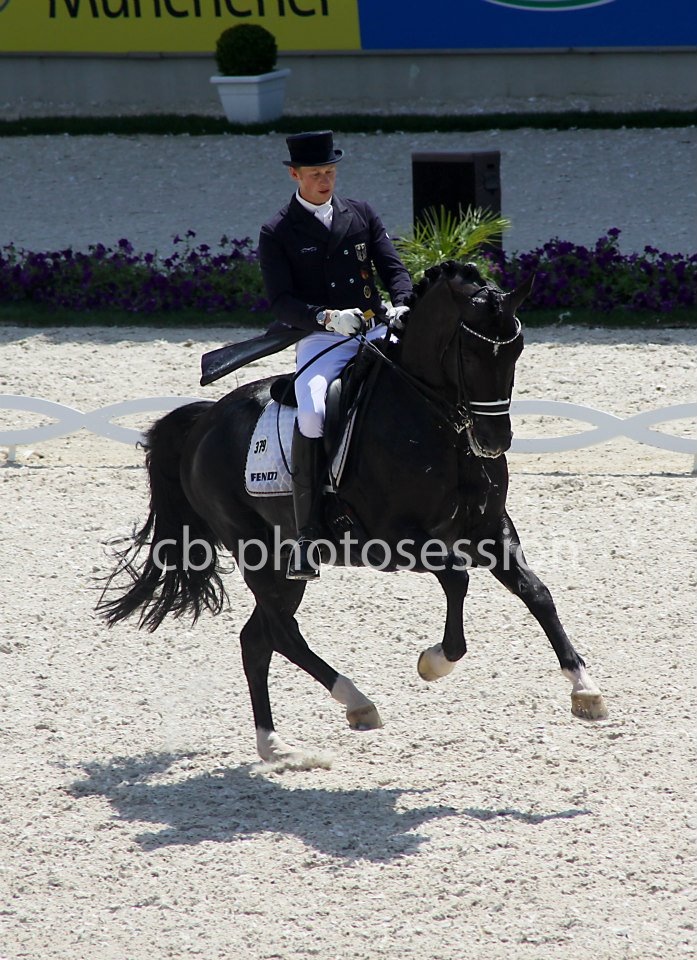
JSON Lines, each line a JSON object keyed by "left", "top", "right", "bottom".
{"left": 316, "top": 203, "right": 333, "bottom": 230}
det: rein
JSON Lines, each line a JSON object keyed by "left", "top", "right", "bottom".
{"left": 360, "top": 334, "right": 475, "bottom": 442}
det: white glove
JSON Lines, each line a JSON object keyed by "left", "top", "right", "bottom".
{"left": 386, "top": 304, "right": 410, "bottom": 331}
{"left": 324, "top": 308, "right": 364, "bottom": 336}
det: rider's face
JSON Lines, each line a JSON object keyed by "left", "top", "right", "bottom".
{"left": 290, "top": 164, "right": 337, "bottom": 206}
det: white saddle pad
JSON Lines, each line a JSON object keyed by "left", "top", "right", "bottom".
{"left": 245, "top": 400, "right": 356, "bottom": 498}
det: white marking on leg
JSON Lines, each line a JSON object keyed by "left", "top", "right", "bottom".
{"left": 255, "top": 728, "right": 332, "bottom": 771}
{"left": 563, "top": 665, "right": 601, "bottom": 696}
{"left": 331, "top": 675, "right": 383, "bottom": 730}
{"left": 417, "top": 643, "right": 456, "bottom": 682}
{"left": 331, "top": 675, "right": 372, "bottom": 712}
{"left": 256, "top": 728, "right": 296, "bottom": 762}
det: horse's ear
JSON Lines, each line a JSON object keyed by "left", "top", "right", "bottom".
{"left": 505, "top": 273, "right": 535, "bottom": 315}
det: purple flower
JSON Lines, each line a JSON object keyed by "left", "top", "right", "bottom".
{"left": 3, "top": 231, "right": 694, "bottom": 318}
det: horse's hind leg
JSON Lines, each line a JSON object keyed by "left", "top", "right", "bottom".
{"left": 418, "top": 567, "right": 470, "bottom": 681}
{"left": 488, "top": 514, "right": 608, "bottom": 721}
{"left": 239, "top": 605, "right": 299, "bottom": 764}
{"left": 241, "top": 564, "right": 382, "bottom": 764}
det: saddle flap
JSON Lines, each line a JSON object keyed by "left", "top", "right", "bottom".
{"left": 245, "top": 399, "right": 358, "bottom": 498}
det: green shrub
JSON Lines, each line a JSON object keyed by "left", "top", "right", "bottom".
{"left": 394, "top": 205, "right": 511, "bottom": 282}
{"left": 214, "top": 24, "right": 277, "bottom": 76}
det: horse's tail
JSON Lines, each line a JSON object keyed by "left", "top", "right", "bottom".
{"left": 98, "top": 401, "right": 227, "bottom": 632}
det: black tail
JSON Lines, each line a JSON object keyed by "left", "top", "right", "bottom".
{"left": 98, "top": 401, "right": 227, "bottom": 632}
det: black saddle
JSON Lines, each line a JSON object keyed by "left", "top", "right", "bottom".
{"left": 269, "top": 377, "right": 298, "bottom": 406}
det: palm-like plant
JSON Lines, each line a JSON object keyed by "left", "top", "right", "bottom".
{"left": 395, "top": 205, "right": 511, "bottom": 282}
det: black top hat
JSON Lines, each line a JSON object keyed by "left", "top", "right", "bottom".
{"left": 283, "top": 130, "right": 344, "bottom": 167}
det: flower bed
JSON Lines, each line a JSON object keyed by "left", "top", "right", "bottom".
{"left": 0, "top": 232, "right": 267, "bottom": 316}
{"left": 1, "top": 229, "right": 695, "bottom": 323}
{"left": 486, "top": 229, "right": 697, "bottom": 314}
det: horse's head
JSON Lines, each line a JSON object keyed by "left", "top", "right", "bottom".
{"left": 399, "top": 260, "right": 534, "bottom": 458}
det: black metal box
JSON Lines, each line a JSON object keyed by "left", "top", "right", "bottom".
{"left": 412, "top": 151, "right": 502, "bottom": 225}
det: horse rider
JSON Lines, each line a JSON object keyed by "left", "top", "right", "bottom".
{"left": 259, "top": 130, "right": 413, "bottom": 581}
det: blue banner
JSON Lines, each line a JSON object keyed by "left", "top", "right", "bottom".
{"left": 2, "top": 0, "right": 694, "bottom": 53}
{"left": 357, "top": 0, "right": 697, "bottom": 49}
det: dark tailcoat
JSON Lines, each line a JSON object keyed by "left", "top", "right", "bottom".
{"left": 259, "top": 193, "right": 413, "bottom": 335}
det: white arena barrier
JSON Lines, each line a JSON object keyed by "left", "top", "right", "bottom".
{"left": 1, "top": 395, "right": 696, "bottom": 473}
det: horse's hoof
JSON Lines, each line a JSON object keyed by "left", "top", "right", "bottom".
{"left": 571, "top": 691, "right": 608, "bottom": 721}
{"left": 418, "top": 644, "right": 456, "bottom": 682}
{"left": 256, "top": 729, "right": 299, "bottom": 762}
{"left": 256, "top": 729, "right": 332, "bottom": 770}
{"left": 347, "top": 703, "right": 383, "bottom": 730}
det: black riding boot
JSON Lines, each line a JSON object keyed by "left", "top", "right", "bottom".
{"left": 287, "top": 424, "right": 325, "bottom": 580}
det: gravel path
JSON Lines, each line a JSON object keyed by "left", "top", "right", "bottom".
{"left": 1, "top": 127, "right": 696, "bottom": 257}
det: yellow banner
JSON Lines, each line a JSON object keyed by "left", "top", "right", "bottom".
{"left": 0, "top": 0, "right": 361, "bottom": 53}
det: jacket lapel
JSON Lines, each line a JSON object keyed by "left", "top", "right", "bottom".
{"left": 288, "top": 194, "right": 330, "bottom": 244}
{"left": 327, "top": 196, "right": 353, "bottom": 255}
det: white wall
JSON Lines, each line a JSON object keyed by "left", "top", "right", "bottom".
{"left": 1, "top": 50, "right": 695, "bottom": 115}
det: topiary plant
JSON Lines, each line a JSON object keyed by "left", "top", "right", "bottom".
{"left": 214, "top": 24, "right": 278, "bottom": 77}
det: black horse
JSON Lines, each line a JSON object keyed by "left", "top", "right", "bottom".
{"left": 99, "top": 261, "right": 607, "bottom": 765}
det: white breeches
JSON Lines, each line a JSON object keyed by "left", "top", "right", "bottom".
{"left": 295, "top": 325, "right": 388, "bottom": 438}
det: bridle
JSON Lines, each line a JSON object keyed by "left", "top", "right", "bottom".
{"left": 451, "top": 286, "right": 523, "bottom": 453}
{"left": 458, "top": 314, "right": 522, "bottom": 456}
{"left": 460, "top": 316, "right": 522, "bottom": 356}
{"left": 362, "top": 286, "right": 522, "bottom": 457}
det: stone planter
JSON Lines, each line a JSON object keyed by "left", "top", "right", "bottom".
{"left": 210, "top": 69, "right": 291, "bottom": 124}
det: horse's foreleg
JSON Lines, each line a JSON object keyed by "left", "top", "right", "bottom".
{"left": 418, "top": 566, "right": 470, "bottom": 681}
{"left": 488, "top": 514, "right": 608, "bottom": 721}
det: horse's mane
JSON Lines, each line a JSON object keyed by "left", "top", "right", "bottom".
{"left": 405, "top": 260, "right": 493, "bottom": 312}
{"left": 405, "top": 260, "right": 510, "bottom": 337}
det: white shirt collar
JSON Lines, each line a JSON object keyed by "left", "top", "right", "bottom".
{"left": 295, "top": 190, "right": 333, "bottom": 225}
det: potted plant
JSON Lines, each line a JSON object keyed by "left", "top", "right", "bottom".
{"left": 210, "top": 24, "right": 291, "bottom": 124}
{"left": 394, "top": 205, "right": 512, "bottom": 282}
